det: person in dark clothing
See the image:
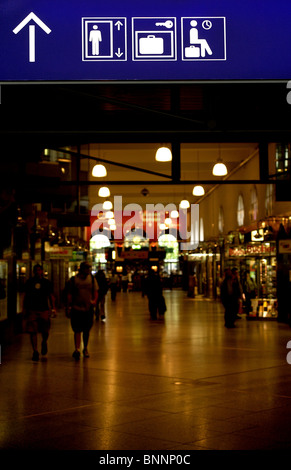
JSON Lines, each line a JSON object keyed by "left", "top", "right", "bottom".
{"left": 145, "top": 268, "right": 166, "bottom": 320}
{"left": 220, "top": 268, "right": 237, "bottom": 328}
{"left": 22, "top": 264, "right": 56, "bottom": 361}
{"left": 95, "top": 269, "right": 108, "bottom": 322}
{"left": 67, "top": 262, "right": 98, "bottom": 360}
{"left": 243, "top": 271, "right": 257, "bottom": 315}
{"left": 231, "top": 267, "right": 244, "bottom": 319}
{"left": 109, "top": 271, "right": 118, "bottom": 301}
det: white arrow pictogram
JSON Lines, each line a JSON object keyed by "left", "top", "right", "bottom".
{"left": 13, "top": 12, "right": 51, "bottom": 63}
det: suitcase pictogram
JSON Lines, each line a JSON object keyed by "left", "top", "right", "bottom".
{"left": 139, "top": 35, "right": 164, "bottom": 55}
{"left": 185, "top": 45, "right": 200, "bottom": 58}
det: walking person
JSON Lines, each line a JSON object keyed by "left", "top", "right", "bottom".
{"left": 95, "top": 269, "right": 108, "bottom": 322}
{"left": 145, "top": 268, "right": 166, "bottom": 320}
{"left": 243, "top": 271, "right": 257, "bottom": 316}
{"left": 220, "top": 268, "right": 236, "bottom": 328}
{"left": 231, "top": 267, "right": 244, "bottom": 319}
{"left": 109, "top": 271, "right": 118, "bottom": 301}
{"left": 22, "top": 264, "right": 56, "bottom": 361}
{"left": 66, "top": 262, "right": 98, "bottom": 360}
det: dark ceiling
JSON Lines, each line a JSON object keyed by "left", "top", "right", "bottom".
{"left": 1, "top": 81, "right": 291, "bottom": 155}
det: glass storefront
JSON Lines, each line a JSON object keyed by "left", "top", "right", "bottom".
{"left": 226, "top": 241, "right": 278, "bottom": 319}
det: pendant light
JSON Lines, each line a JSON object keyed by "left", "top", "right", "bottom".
{"left": 92, "top": 163, "right": 107, "bottom": 177}
{"left": 180, "top": 199, "right": 190, "bottom": 209}
{"left": 103, "top": 200, "right": 113, "bottom": 210}
{"left": 170, "top": 210, "right": 179, "bottom": 218}
{"left": 98, "top": 186, "right": 110, "bottom": 197}
{"left": 155, "top": 146, "right": 172, "bottom": 162}
{"left": 212, "top": 147, "right": 228, "bottom": 176}
{"left": 212, "top": 160, "right": 228, "bottom": 176}
{"left": 192, "top": 185, "right": 205, "bottom": 196}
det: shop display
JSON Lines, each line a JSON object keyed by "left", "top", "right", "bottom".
{"left": 248, "top": 298, "right": 278, "bottom": 319}
{"left": 226, "top": 241, "right": 278, "bottom": 320}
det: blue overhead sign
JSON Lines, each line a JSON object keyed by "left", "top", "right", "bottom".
{"left": 1, "top": 0, "right": 291, "bottom": 82}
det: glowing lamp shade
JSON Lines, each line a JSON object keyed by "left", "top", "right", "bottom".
{"left": 212, "top": 161, "right": 228, "bottom": 176}
{"left": 98, "top": 186, "right": 110, "bottom": 197}
{"left": 165, "top": 217, "right": 172, "bottom": 225}
{"left": 170, "top": 210, "right": 179, "bottom": 218}
{"left": 155, "top": 147, "right": 172, "bottom": 162}
{"left": 108, "top": 218, "right": 116, "bottom": 225}
{"left": 105, "top": 211, "right": 114, "bottom": 219}
{"left": 192, "top": 185, "right": 205, "bottom": 196}
{"left": 92, "top": 164, "right": 107, "bottom": 177}
{"left": 180, "top": 199, "right": 190, "bottom": 209}
{"left": 103, "top": 200, "right": 113, "bottom": 210}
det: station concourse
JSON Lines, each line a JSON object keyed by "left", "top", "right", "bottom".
{"left": 1, "top": 289, "right": 291, "bottom": 451}
{"left": 1, "top": 5, "right": 291, "bottom": 453}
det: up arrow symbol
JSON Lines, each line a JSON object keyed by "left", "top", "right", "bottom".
{"left": 13, "top": 12, "right": 51, "bottom": 62}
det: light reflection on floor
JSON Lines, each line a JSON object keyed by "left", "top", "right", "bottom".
{"left": 1, "top": 289, "right": 291, "bottom": 450}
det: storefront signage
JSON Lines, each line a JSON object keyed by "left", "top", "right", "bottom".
{"left": 229, "top": 243, "right": 276, "bottom": 257}
{"left": 1, "top": 0, "right": 290, "bottom": 82}
{"left": 48, "top": 245, "right": 73, "bottom": 259}
{"left": 120, "top": 251, "right": 148, "bottom": 259}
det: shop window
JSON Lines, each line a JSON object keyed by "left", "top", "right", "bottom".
{"left": 249, "top": 186, "right": 258, "bottom": 222}
{"left": 158, "top": 234, "right": 179, "bottom": 273}
{"left": 265, "top": 184, "right": 274, "bottom": 217}
{"left": 237, "top": 194, "right": 244, "bottom": 227}
{"left": 218, "top": 206, "right": 224, "bottom": 233}
{"left": 275, "top": 143, "right": 291, "bottom": 178}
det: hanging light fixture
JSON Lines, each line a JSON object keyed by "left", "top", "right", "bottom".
{"left": 212, "top": 160, "right": 228, "bottom": 176}
{"left": 92, "top": 163, "right": 107, "bottom": 177}
{"left": 170, "top": 210, "right": 179, "bottom": 218}
{"left": 180, "top": 199, "right": 190, "bottom": 209}
{"left": 192, "top": 185, "right": 205, "bottom": 196}
{"left": 165, "top": 217, "right": 172, "bottom": 226}
{"left": 155, "top": 146, "right": 172, "bottom": 162}
{"left": 212, "top": 147, "right": 228, "bottom": 176}
{"left": 98, "top": 186, "right": 110, "bottom": 197}
{"left": 103, "top": 200, "right": 113, "bottom": 210}
{"left": 105, "top": 211, "right": 114, "bottom": 219}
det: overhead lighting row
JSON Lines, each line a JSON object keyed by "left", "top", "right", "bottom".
{"left": 92, "top": 146, "right": 228, "bottom": 208}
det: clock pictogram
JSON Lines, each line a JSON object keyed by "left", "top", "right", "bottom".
{"left": 202, "top": 20, "right": 212, "bottom": 30}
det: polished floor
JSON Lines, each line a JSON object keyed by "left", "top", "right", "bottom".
{"left": 1, "top": 289, "right": 291, "bottom": 451}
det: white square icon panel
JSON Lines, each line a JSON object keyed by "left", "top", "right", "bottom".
{"left": 82, "top": 18, "right": 127, "bottom": 61}
{"left": 132, "top": 18, "right": 177, "bottom": 61}
{"left": 181, "top": 17, "right": 226, "bottom": 61}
